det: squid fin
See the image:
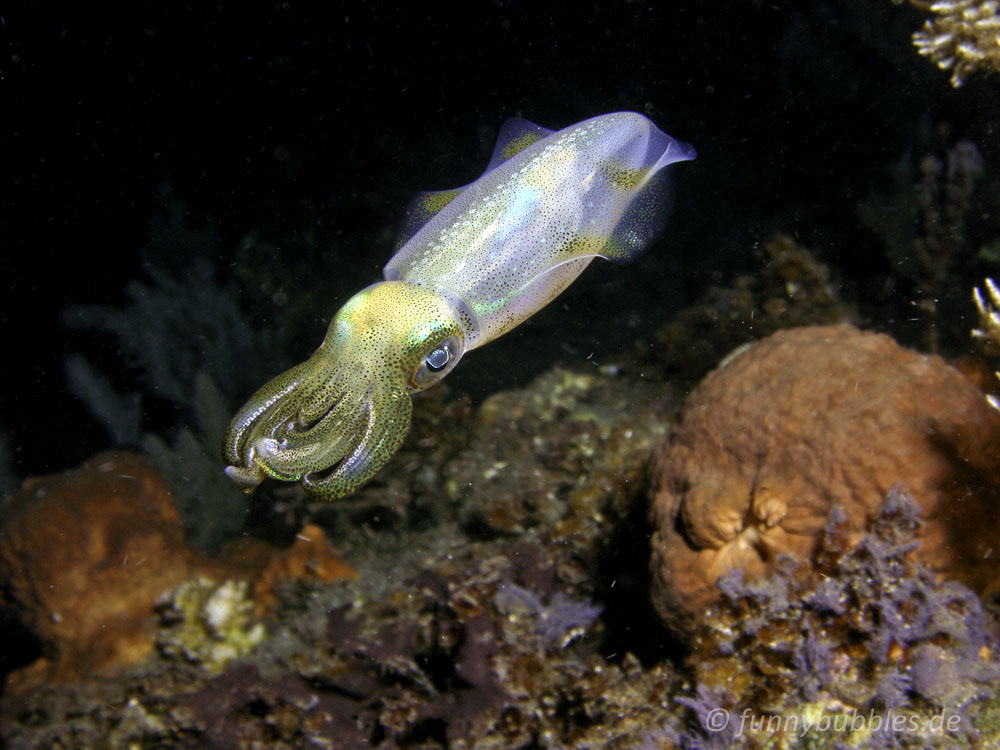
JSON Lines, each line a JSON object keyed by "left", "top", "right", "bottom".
{"left": 393, "top": 188, "right": 465, "bottom": 250}
{"left": 392, "top": 118, "right": 554, "bottom": 251}
{"left": 484, "top": 117, "right": 554, "bottom": 173}
{"left": 598, "top": 137, "right": 697, "bottom": 264}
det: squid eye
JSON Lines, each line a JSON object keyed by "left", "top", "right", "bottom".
{"left": 425, "top": 346, "right": 450, "bottom": 372}
{"left": 410, "top": 335, "right": 463, "bottom": 390}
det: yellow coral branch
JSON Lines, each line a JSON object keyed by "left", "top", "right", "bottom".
{"left": 909, "top": 0, "right": 1000, "bottom": 86}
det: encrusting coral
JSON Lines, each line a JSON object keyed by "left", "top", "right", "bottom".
{"left": 907, "top": 0, "right": 1000, "bottom": 86}
{"left": 0, "top": 452, "right": 356, "bottom": 692}
{"left": 0, "top": 452, "right": 214, "bottom": 690}
{"left": 648, "top": 323, "right": 1000, "bottom": 635}
{"left": 155, "top": 578, "right": 267, "bottom": 673}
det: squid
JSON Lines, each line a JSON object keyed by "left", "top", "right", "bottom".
{"left": 223, "top": 112, "right": 695, "bottom": 500}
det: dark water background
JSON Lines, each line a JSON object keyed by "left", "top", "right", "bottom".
{"left": 3, "top": 1, "right": 997, "bottom": 479}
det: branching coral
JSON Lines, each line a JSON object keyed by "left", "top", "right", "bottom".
{"left": 972, "top": 276, "right": 1000, "bottom": 354}
{"left": 908, "top": 0, "right": 1000, "bottom": 86}
{"left": 971, "top": 276, "right": 1000, "bottom": 407}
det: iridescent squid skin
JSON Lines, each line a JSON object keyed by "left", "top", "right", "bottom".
{"left": 223, "top": 112, "right": 695, "bottom": 500}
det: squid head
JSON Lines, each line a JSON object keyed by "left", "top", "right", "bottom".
{"left": 223, "top": 281, "right": 464, "bottom": 500}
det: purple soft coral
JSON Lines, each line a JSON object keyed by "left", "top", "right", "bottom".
{"left": 674, "top": 685, "right": 737, "bottom": 750}
{"left": 494, "top": 583, "right": 603, "bottom": 649}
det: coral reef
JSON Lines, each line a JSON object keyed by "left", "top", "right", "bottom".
{"left": 444, "top": 368, "right": 672, "bottom": 549}
{"left": 1, "top": 366, "right": 683, "bottom": 749}
{"left": 0, "top": 452, "right": 356, "bottom": 693}
{"left": 155, "top": 578, "right": 267, "bottom": 673}
{"left": 648, "top": 323, "right": 1000, "bottom": 634}
{"left": 681, "top": 490, "right": 1000, "bottom": 748}
{"left": 908, "top": 0, "right": 1000, "bottom": 87}
{"left": 314, "top": 547, "right": 641, "bottom": 749}
{"left": 3, "top": 353, "right": 1000, "bottom": 749}
{"left": 1, "top": 535, "right": 680, "bottom": 749}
